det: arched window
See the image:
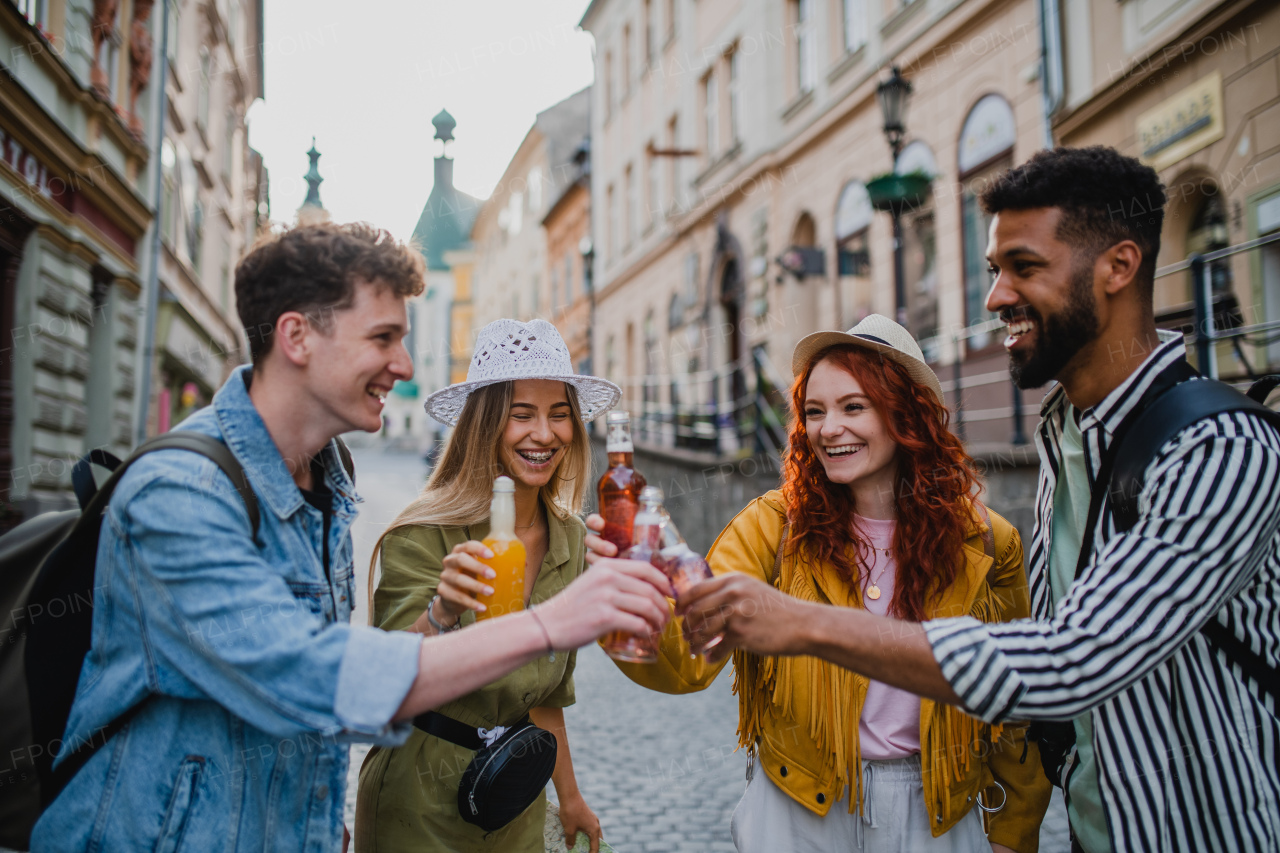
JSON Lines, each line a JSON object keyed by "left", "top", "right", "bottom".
{"left": 958, "top": 94, "right": 1016, "bottom": 343}
{"left": 835, "top": 180, "right": 872, "bottom": 278}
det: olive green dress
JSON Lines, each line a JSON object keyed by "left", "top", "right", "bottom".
{"left": 355, "top": 504, "right": 585, "bottom": 852}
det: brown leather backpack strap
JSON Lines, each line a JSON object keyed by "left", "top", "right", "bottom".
{"left": 771, "top": 523, "right": 790, "bottom": 587}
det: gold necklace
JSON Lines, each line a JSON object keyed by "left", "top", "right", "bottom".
{"left": 863, "top": 545, "right": 892, "bottom": 601}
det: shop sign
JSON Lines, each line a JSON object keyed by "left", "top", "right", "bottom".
{"left": 1137, "top": 72, "right": 1224, "bottom": 172}
{"left": 0, "top": 127, "right": 55, "bottom": 199}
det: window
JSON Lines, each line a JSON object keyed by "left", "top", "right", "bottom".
{"left": 222, "top": 112, "right": 236, "bottom": 182}
{"left": 167, "top": 0, "right": 179, "bottom": 64}
{"left": 564, "top": 254, "right": 574, "bottom": 304}
{"left": 189, "top": 199, "right": 204, "bottom": 273}
{"left": 843, "top": 0, "right": 868, "bottom": 53}
{"left": 622, "top": 23, "right": 632, "bottom": 97}
{"left": 644, "top": 0, "right": 655, "bottom": 64}
{"left": 624, "top": 163, "right": 635, "bottom": 247}
{"left": 220, "top": 236, "right": 232, "bottom": 311}
{"left": 197, "top": 48, "right": 211, "bottom": 131}
{"left": 528, "top": 168, "right": 543, "bottom": 212}
{"left": 667, "top": 115, "right": 680, "bottom": 212}
{"left": 795, "top": 0, "right": 815, "bottom": 94}
{"left": 160, "top": 140, "right": 177, "bottom": 246}
{"left": 17, "top": 0, "right": 48, "bottom": 28}
{"left": 728, "top": 50, "right": 741, "bottom": 144}
{"left": 703, "top": 72, "right": 719, "bottom": 159}
{"left": 104, "top": 5, "right": 123, "bottom": 103}
{"left": 607, "top": 184, "right": 617, "bottom": 260}
{"left": 647, "top": 145, "right": 660, "bottom": 226}
{"left": 604, "top": 51, "right": 614, "bottom": 117}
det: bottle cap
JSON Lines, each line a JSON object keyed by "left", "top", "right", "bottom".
{"left": 493, "top": 476, "right": 515, "bottom": 492}
{"left": 640, "top": 486, "right": 664, "bottom": 503}
{"left": 606, "top": 411, "right": 631, "bottom": 424}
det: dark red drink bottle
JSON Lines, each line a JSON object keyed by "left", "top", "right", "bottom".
{"left": 597, "top": 411, "right": 647, "bottom": 552}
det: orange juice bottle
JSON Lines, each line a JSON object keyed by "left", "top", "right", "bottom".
{"left": 476, "top": 476, "right": 527, "bottom": 621}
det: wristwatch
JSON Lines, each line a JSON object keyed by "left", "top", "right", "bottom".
{"left": 426, "top": 594, "right": 461, "bottom": 633}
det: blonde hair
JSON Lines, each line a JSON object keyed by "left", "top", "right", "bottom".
{"left": 366, "top": 380, "right": 592, "bottom": 618}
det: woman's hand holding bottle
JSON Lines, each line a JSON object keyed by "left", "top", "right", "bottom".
{"left": 427, "top": 538, "right": 671, "bottom": 648}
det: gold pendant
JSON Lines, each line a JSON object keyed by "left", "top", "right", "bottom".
{"left": 866, "top": 584, "right": 881, "bottom": 601}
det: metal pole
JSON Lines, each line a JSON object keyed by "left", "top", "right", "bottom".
{"left": 892, "top": 209, "right": 906, "bottom": 327}
{"left": 953, "top": 330, "right": 964, "bottom": 441}
{"left": 135, "top": 0, "right": 170, "bottom": 445}
{"left": 1189, "top": 253, "right": 1214, "bottom": 377}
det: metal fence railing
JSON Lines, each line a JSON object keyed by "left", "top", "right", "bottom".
{"left": 623, "top": 232, "right": 1280, "bottom": 460}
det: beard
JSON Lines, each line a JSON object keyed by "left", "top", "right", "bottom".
{"left": 1008, "top": 261, "right": 1100, "bottom": 389}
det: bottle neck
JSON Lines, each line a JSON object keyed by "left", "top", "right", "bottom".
{"left": 632, "top": 509, "right": 664, "bottom": 549}
{"left": 607, "top": 451, "right": 635, "bottom": 468}
{"left": 489, "top": 491, "right": 516, "bottom": 540}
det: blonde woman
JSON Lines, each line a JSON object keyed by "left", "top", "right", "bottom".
{"left": 355, "top": 320, "right": 620, "bottom": 853}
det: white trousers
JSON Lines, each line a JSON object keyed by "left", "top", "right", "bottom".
{"left": 730, "top": 754, "right": 991, "bottom": 853}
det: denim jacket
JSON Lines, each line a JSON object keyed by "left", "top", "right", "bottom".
{"left": 31, "top": 366, "right": 422, "bottom": 853}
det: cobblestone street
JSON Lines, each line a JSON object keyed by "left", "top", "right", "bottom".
{"left": 343, "top": 443, "right": 1070, "bottom": 851}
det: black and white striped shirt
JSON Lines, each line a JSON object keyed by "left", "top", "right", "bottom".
{"left": 926, "top": 335, "right": 1280, "bottom": 852}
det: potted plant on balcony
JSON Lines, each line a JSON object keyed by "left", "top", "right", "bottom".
{"left": 866, "top": 169, "right": 932, "bottom": 214}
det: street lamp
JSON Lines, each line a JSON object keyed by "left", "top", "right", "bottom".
{"left": 876, "top": 66, "right": 913, "bottom": 326}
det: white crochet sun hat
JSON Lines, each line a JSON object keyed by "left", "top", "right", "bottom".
{"left": 424, "top": 319, "right": 622, "bottom": 426}
{"left": 791, "top": 314, "right": 945, "bottom": 405}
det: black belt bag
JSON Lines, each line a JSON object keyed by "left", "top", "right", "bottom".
{"left": 414, "top": 711, "right": 558, "bottom": 832}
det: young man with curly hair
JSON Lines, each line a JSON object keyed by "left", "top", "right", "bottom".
{"left": 679, "top": 147, "right": 1280, "bottom": 852}
{"left": 30, "top": 223, "right": 671, "bottom": 852}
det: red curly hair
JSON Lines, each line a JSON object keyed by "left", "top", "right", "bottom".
{"left": 781, "top": 345, "right": 980, "bottom": 621}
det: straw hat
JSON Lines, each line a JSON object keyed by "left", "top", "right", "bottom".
{"left": 791, "top": 314, "right": 944, "bottom": 404}
{"left": 424, "top": 319, "right": 621, "bottom": 426}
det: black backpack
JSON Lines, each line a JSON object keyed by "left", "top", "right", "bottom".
{"left": 0, "top": 433, "right": 262, "bottom": 848}
{"left": 1030, "top": 368, "right": 1280, "bottom": 788}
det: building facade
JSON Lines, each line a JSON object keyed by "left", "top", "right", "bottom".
{"left": 1050, "top": 0, "right": 1280, "bottom": 379}
{"left": 0, "top": 0, "right": 264, "bottom": 524}
{"left": 581, "top": 0, "right": 1052, "bottom": 464}
{"left": 1, "top": 0, "right": 150, "bottom": 524}
{"left": 469, "top": 87, "right": 591, "bottom": 336}
{"left": 542, "top": 141, "right": 593, "bottom": 374}
{"left": 149, "top": 0, "right": 264, "bottom": 437}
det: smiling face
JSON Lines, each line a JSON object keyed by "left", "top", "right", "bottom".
{"left": 803, "top": 356, "right": 899, "bottom": 493}
{"left": 985, "top": 207, "right": 1101, "bottom": 389}
{"left": 498, "top": 379, "right": 578, "bottom": 490}
{"left": 303, "top": 278, "right": 413, "bottom": 433}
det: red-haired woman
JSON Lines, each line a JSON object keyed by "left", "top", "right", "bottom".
{"left": 588, "top": 315, "right": 1050, "bottom": 852}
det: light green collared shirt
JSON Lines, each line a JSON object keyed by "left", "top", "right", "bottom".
{"left": 1048, "top": 403, "right": 1113, "bottom": 853}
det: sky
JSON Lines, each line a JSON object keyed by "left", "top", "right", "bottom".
{"left": 248, "top": 0, "right": 596, "bottom": 241}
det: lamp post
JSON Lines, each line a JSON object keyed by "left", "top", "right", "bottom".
{"left": 876, "top": 66, "right": 913, "bottom": 327}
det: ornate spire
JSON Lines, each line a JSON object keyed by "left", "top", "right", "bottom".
{"left": 432, "top": 109, "right": 456, "bottom": 144}
{"left": 297, "top": 137, "right": 330, "bottom": 226}
{"left": 303, "top": 137, "right": 324, "bottom": 207}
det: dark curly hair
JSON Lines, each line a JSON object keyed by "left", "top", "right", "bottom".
{"left": 981, "top": 146, "right": 1166, "bottom": 303}
{"left": 235, "top": 222, "right": 426, "bottom": 364}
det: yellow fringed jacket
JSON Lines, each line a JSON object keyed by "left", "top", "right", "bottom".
{"left": 613, "top": 491, "right": 1051, "bottom": 853}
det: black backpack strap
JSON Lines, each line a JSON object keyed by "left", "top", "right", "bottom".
{"left": 334, "top": 436, "right": 355, "bottom": 486}
{"left": 129, "top": 433, "right": 260, "bottom": 537}
{"left": 46, "top": 432, "right": 260, "bottom": 799}
{"left": 70, "top": 449, "right": 123, "bottom": 511}
{"left": 1247, "top": 375, "right": 1280, "bottom": 405}
{"left": 1075, "top": 369, "right": 1280, "bottom": 705}
{"left": 1073, "top": 359, "right": 1198, "bottom": 579}
{"left": 1110, "top": 379, "right": 1280, "bottom": 532}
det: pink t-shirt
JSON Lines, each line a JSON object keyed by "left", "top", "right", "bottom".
{"left": 853, "top": 514, "right": 922, "bottom": 760}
